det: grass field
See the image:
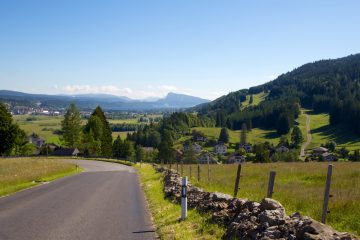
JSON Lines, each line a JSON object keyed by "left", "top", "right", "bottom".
{"left": 306, "top": 110, "right": 360, "bottom": 151}
{"left": 0, "top": 157, "right": 78, "bottom": 196}
{"left": 241, "top": 92, "right": 268, "bottom": 109}
{"left": 112, "top": 131, "right": 134, "bottom": 139}
{"left": 13, "top": 115, "right": 66, "bottom": 144}
{"left": 167, "top": 162, "right": 360, "bottom": 236}
{"left": 136, "top": 164, "right": 225, "bottom": 239}
{"left": 192, "top": 127, "right": 281, "bottom": 145}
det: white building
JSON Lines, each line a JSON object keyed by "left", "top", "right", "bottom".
{"left": 214, "top": 142, "right": 227, "bottom": 155}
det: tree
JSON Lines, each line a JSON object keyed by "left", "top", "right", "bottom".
{"left": 61, "top": 103, "right": 82, "bottom": 148}
{"left": 183, "top": 144, "right": 198, "bottom": 164}
{"left": 253, "top": 143, "right": 271, "bottom": 163}
{"left": 279, "top": 135, "right": 290, "bottom": 147}
{"left": 218, "top": 127, "right": 229, "bottom": 143}
{"left": 112, "top": 136, "right": 122, "bottom": 158}
{"left": 0, "top": 103, "right": 23, "bottom": 155}
{"left": 135, "top": 145, "right": 144, "bottom": 163}
{"left": 291, "top": 126, "right": 303, "bottom": 147}
{"left": 249, "top": 95, "right": 254, "bottom": 104}
{"left": 240, "top": 123, "right": 247, "bottom": 145}
{"left": 324, "top": 141, "right": 337, "bottom": 152}
{"left": 84, "top": 106, "right": 113, "bottom": 156}
{"left": 276, "top": 114, "right": 291, "bottom": 135}
{"left": 12, "top": 128, "right": 36, "bottom": 156}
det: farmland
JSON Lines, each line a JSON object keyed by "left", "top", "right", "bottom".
{"left": 0, "top": 157, "right": 78, "bottom": 196}
{"left": 168, "top": 162, "right": 360, "bottom": 236}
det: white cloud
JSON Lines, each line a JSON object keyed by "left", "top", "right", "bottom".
{"left": 158, "top": 85, "right": 178, "bottom": 91}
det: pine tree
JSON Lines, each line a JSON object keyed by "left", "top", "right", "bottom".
{"left": 218, "top": 127, "right": 229, "bottom": 143}
{"left": 291, "top": 126, "right": 303, "bottom": 147}
{"left": 61, "top": 103, "right": 82, "bottom": 148}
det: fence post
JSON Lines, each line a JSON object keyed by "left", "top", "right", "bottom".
{"left": 267, "top": 171, "right": 276, "bottom": 198}
{"left": 181, "top": 176, "right": 188, "bottom": 220}
{"left": 197, "top": 164, "right": 200, "bottom": 182}
{"left": 233, "top": 164, "right": 242, "bottom": 197}
{"left": 321, "top": 164, "right": 333, "bottom": 224}
{"left": 181, "top": 161, "right": 184, "bottom": 176}
{"left": 169, "top": 162, "right": 172, "bottom": 170}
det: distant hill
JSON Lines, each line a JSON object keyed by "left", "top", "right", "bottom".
{"left": 0, "top": 90, "right": 210, "bottom": 110}
{"left": 196, "top": 53, "right": 360, "bottom": 135}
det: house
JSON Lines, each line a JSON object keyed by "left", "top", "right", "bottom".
{"left": 276, "top": 145, "right": 290, "bottom": 153}
{"left": 193, "top": 136, "right": 208, "bottom": 142}
{"left": 313, "top": 147, "right": 329, "bottom": 156}
{"left": 142, "top": 147, "right": 154, "bottom": 153}
{"left": 214, "top": 142, "right": 227, "bottom": 155}
{"left": 53, "top": 148, "right": 80, "bottom": 156}
{"left": 321, "top": 152, "right": 338, "bottom": 162}
{"left": 228, "top": 153, "right": 246, "bottom": 164}
{"left": 238, "top": 143, "right": 252, "bottom": 153}
{"left": 29, "top": 135, "right": 45, "bottom": 148}
{"left": 183, "top": 143, "right": 202, "bottom": 154}
{"left": 198, "top": 152, "right": 218, "bottom": 164}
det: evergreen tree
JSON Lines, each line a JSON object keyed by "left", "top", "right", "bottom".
{"left": 84, "top": 106, "right": 113, "bottom": 156}
{"left": 240, "top": 123, "right": 247, "bottom": 145}
{"left": 249, "top": 95, "right": 254, "bottom": 104}
{"left": 61, "top": 103, "right": 82, "bottom": 148}
{"left": 218, "top": 127, "right": 229, "bottom": 143}
{"left": 135, "top": 145, "right": 144, "bottom": 163}
{"left": 183, "top": 144, "right": 197, "bottom": 164}
{"left": 276, "top": 114, "right": 291, "bottom": 135}
{"left": 291, "top": 126, "right": 303, "bottom": 147}
{"left": 112, "top": 136, "right": 122, "bottom": 158}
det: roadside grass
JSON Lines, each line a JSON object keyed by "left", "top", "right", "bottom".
{"left": 136, "top": 164, "right": 226, "bottom": 239}
{"left": 192, "top": 127, "right": 281, "bottom": 145}
{"left": 0, "top": 157, "right": 79, "bottom": 197}
{"left": 306, "top": 110, "right": 360, "bottom": 151}
{"left": 167, "top": 162, "right": 360, "bottom": 236}
{"left": 76, "top": 157, "right": 134, "bottom": 166}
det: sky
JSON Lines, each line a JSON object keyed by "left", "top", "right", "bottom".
{"left": 0, "top": 1, "right": 360, "bottom": 100}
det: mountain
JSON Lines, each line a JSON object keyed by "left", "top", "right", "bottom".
{"left": 155, "top": 92, "right": 210, "bottom": 108}
{"left": 196, "top": 53, "right": 360, "bottom": 135}
{"left": 0, "top": 90, "right": 209, "bottom": 110}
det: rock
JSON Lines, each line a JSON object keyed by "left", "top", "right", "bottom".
{"left": 261, "top": 198, "right": 285, "bottom": 212}
{"left": 259, "top": 210, "right": 286, "bottom": 226}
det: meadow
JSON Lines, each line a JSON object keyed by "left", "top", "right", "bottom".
{"left": 168, "top": 162, "right": 360, "bottom": 236}
{"left": 0, "top": 157, "right": 77, "bottom": 196}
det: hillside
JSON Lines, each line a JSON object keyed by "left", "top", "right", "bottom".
{"left": 196, "top": 54, "right": 360, "bottom": 139}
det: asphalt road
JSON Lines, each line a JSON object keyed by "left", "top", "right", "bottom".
{"left": 0, "top": 160, "right": 157, "bottom": 240}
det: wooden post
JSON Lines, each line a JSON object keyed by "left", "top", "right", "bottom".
{"left": 176, "top": 163, "right": 179, "bottom": 173}
{"left": 321, "top": 164, "right": 333, "bottom": 224}
{"left": 181, "top": 161, "right": 184, "bottom": 176}
{"left": 197, "top": 164, "right": 200, "bottom": 182}
{"left": 190, "top": 165, "right": 192, "bottom": 179}
{"left": 233, "top": 164, "right": 242, "bottom": 197}
{"left": 267, "top": 171, "right": 276, "bottom": 198}
{"left": 169, "top": 163, "right": 172, "bottom": 170}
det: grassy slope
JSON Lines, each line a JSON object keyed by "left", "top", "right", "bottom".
{"left": 0, "top": 157, "right": 78, "bottom": 196}
{"left": 306, "top": 110, "right": 360, "bottom": 151}
{"left": 136, "top": 164, "right": 225, "bottom": 239}
{"left": 168, "top": 162, "right": 360, "bottom": 236}
{"left": 192, "top": 127, "right": 281, "bottom": 145}
{"left": 241, "top": 91, "right": 268, "bottom": 109}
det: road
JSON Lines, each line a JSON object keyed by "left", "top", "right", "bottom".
{"left": 0, "top": 160, "right": 157, "bottom": 240}
{"left": 300, "top": 112, "right": 312, "bottom": 158}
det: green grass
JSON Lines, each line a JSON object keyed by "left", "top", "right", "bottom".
{"left": 306, "top": 110, "right": 360, "bottom": 151}
{"left": 136, "top": 164, "right": 225, "bottom": 239}
{"left": 167, "top": 162, "right": 360, "bottom": 236}
{"left": 13, "top": 115, "right": 66, "bottom": 144}
{"left": 0, "top": 157, "right": 79, "bottom": 197}
{"left": 192, "top": 127, "right": 281, "bottom": 145}
{"left": 241, "top": 92, "right": 268, "bottom": 109}
{"left": 112, "top": 131, "right": 134, "bottom": 139}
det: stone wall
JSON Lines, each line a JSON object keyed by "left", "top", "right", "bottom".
{"left": 157, "top": 167, "right": 358, "bottom": 240}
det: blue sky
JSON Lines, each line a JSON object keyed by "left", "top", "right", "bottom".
{"left": 0, "top": 1, "right": 359, "bottom": 100}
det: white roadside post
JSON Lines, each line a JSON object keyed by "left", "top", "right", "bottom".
{"left": 181, "top": 176, "right": 188, "bottom": 220}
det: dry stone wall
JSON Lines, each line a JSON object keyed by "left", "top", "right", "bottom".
{"left": 157, "top": 166, "right": 358, "bottom": 240}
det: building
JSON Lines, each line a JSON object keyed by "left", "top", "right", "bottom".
{"left": 183, "top": 143, "right": 202, "bottom": 154}
{"left": 228, "top": 153, "right": 246, "bottom": 164}
{"left": 193, "top": 136, "right": 208, "bottom": 142}
{"left": 276, "top": 145, "right": 290, "bottom": 153}
{"left": 238, "top": 143, "right": 252, "bottom": 153}
{"left": 214, "top": 142, "right": 227, "bottom": 155}
{"left": 313, "top": 147, "right": 329, "bottom": 156}
{"left": 198, "top": 152, "right": 218, "bottom": 164}
{"left": 53, "top": 148, "right": 80, "bottom": 156}
{"left": 29, "top": 135, "right": 45, "bottom": 148}
{"left": 321, "top": 152, "right": 338, "bottom": 162}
